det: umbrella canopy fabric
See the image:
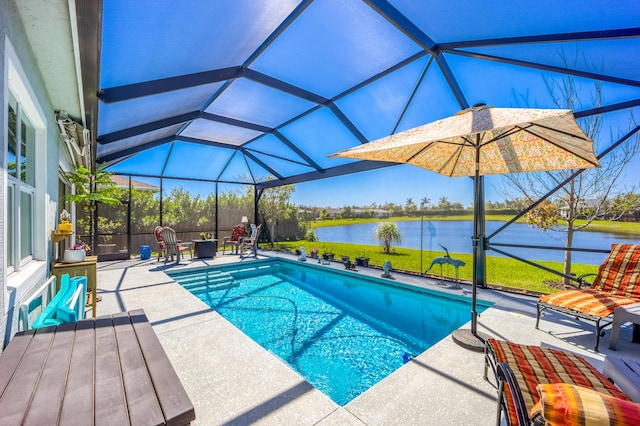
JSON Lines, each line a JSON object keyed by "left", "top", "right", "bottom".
{"left": 330, "top": 105, "right": 600, "bottom": 350}
{"left": 329, "top": 106, "right": 599, "bottom": 177}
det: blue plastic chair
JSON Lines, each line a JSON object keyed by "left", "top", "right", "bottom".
{"left": 32, "top": 275, "right": 87, "bottom": 329}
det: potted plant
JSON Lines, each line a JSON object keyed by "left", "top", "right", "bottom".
{"left": 356, "top": 254, "right": 370, "bottom": 267}
{"left": 62, "top": 164, "right": 121, "bottom": 254}
{"left": 63, "top": 238, "right": 91, "bottom": 263}
{"left": 58, "top": 209, "right": 73, "bottom": 232}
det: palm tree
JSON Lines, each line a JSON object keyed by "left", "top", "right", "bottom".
{"left": 420, "top": 197, "right": 430, "bottom": 211}
{"left": 374, "top": 223, "right": 402, "bottom": 254}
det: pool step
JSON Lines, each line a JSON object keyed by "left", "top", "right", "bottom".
{"left": 178, "top": 271, "right": 238, "bottom": 292}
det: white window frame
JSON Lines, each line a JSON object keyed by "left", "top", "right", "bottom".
{"left": 7, "top": 93, "right": 36, "bottom": 272}
{"left": 4, "top": 37, "right": 48, "bottom": 305}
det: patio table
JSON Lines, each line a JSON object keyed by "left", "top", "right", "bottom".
{"left": 0, "top": 309, "right": 195, "bottom": 426}
{"left": 193, "top": 239, "right": 217, "bottom": 258}
{"left": 610, "top": 303, "right": 640, "bottom": 350}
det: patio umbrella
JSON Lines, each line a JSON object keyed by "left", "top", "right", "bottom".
{"left": 329, "top": 105, "right": 600, "bottom": 350}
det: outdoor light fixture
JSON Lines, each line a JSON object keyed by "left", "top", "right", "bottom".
{"left": 241, "top": 216, "right": 249, "bottom": 237}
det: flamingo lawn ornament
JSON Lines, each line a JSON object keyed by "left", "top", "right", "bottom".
{"left": 425, "top": 245, "right": 465, "bottom": 287}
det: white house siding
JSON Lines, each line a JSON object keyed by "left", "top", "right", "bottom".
{"left": 1, "top": 0, "right": 64, "bottom": 349}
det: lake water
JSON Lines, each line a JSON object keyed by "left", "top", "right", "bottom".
{"left": 313, "top": 220, "right": 639, "bottom": 265}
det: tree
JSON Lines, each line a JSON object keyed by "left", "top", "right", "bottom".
{"left": 437, "top": 196, "right": 451, "bottom": 210}
{"left": 501, "top": 54, "right": 640, "bottom": 284}
{"left": 63, "top": 164, "right": 122, "bottom": 254}
{"left": 374, "top": 223, "right": 402, "bottom": 254}
{"left": 420, "top": 197, "right": 430, "bottom": 211}
{"left": 342, "top": 205, "right": 353, "bottom": 219}
{"left": 258, "top": 178, "right": 296, "bottom": 246}
{"left": 405, "top": 198, "right": 417, "bottom": 214}
{"left": 610, "top": 192, "right": 640, "bottom": 220}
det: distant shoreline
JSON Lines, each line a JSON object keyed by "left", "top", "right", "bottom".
{"left": 309, "top": 216, "right": 640, "bottom": 236}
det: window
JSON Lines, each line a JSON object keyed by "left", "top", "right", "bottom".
{"left": 6, "top": 89, "right": 37, "bottom": 272}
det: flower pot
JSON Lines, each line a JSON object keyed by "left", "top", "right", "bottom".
{"left": 58, "top": 221, "right": 73, "bottom": 232}
{"left": 63, "top": 249, "right": 86, "bottom": 263}
{"left": 98, "top": 243, "right": 117, "bottom": 254}
{"left": 356, "top": 257, "right": 369, "bottom": 267}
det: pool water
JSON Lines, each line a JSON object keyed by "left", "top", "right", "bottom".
{"left": 168, "top": 259, "right": 492, "bottom": 405}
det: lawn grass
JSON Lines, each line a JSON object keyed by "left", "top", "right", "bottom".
{"left": 268, "top": 241, "right": 599, "bottom": 294}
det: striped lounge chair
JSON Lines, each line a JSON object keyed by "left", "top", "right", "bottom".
{"left": 484, "top": 339, "right": 638, "bottom": 426}
{"left": 536, "top": 243, "right": 640, "bottom": 351}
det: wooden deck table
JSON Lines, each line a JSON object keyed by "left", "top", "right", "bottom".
{"left": 0, "top": 309, "right": 195, "bottom": 426}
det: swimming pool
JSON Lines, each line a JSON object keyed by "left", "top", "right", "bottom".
{"left": 168, "top": 258, "right": 492, "bottom": 405}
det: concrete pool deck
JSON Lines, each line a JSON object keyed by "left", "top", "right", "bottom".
{"left": 95, "top": 251, "right": 640, "bottom": 425}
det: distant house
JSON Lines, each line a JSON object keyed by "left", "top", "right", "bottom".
{"left": 557, "top": 198, "right": 607, "bottom": 219}
{"left": 110, "top": 175, "right": 160, "bottom": 192}
{"left": 297, "top": 209, "right": 312, "bottom": 219}
{"left": 318, "top": 207, "right": 391, "bottom": 219}
{"left": 354, "top": 208, "right": 391, "bottom": 218}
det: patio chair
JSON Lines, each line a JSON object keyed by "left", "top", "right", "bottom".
{"left": 154, "top": 225, "right": 166, "bottom": 261}
{"left": 222, "top": 224, "right": 245, "bottom": 255}
{"left": 30, "top": 275, "right": 87, "bottom": 329}
{"left": 484, "top": 338, "right": 637, "bottom": 426}
{"left": 161, "top": 227, "right": 192, "bottom": 264}
{"left": 536, "top": 243, "right": 640, "bottom": 350}
{"left": 241, "top": 224, "right": 262, "bottom": 258}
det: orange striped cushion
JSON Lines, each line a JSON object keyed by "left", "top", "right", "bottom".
{"left": 530, "top": 383, "right": 640, "bottom": 425}
{"left": 538, "top": 289, "right": 640, "bottom": 318}
{"left": 592, "top": 244, "right": 640, "bottom": 298}
{"left": 488, "top": 339, "right": 628, "bottom": 425}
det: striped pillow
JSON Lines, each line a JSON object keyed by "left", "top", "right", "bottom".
{"left": 592, "top": 244, "right": 640, "bottom": 298}
{"left": 530, "top": 383, "right": 640, "bottom": 425}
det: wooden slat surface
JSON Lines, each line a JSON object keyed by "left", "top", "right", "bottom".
{"left": 24, "top": 322, "right": 76, "bottom": 425}
{"left": 94, "top": 316, "right": 130, "bottom": 425}
{"left": 0, "top": 327, "right": 56, "bottom": 426}
{"left": 0, "top": 330, "right": 35, "bottom": 394}
{"left": 112, "top": 312, "right": 165, "bottom": 425}
{"left": 0, "top": 310, "right": 194, "bottom": 426}
{"left": 60, "top": 318, "right": 96, "bottom": 425}
{"left": 130, "top": 310, "right": 196, "bottom": 426}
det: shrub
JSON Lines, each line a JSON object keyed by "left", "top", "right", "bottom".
{"left": 374, "top": 223, "right": 402, "bottom": 253}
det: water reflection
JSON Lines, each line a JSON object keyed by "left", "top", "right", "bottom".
{"left": 314, "top": 220, "right": 639, "bottom": 265}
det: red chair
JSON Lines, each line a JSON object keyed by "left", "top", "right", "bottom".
{"left": 154, "top": 226, "right": 166, "bottom": 261}
{"left": 222, "top": 225, "right": 245, "bottom": 255}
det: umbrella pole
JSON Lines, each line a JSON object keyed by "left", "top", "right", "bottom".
{"left": 452, "top": 146, "right": 490, "bottom": 351}
{"left": 420, "top": 214, "right": 424, "bottom": 275}
{"left": 471, "top": 174, "right": 485, "bottom": 335}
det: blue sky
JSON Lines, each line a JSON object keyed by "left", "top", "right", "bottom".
{"left": 290, "top": 156, "right": 640, "bottom": 208}
{"left": 101, "top": 1, "right": 640, "bottom": 209}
